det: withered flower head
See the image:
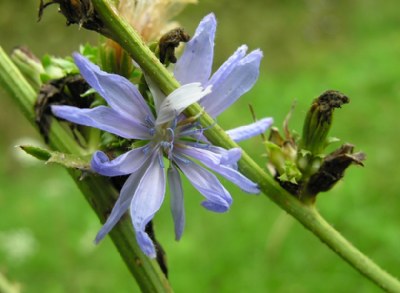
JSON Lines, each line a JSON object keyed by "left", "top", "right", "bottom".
{"left": 118, "top": 0, "right": 197, "bottom": 42}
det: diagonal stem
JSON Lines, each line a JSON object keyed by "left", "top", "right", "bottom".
{"left": 91, "top": 0, "right": 400, "bottom": 291}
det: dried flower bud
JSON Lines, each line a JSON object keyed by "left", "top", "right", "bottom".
{"left": 301, "top": 90, "right": 349, "bottom": 155}
{"left": 307, "top": 144, "right": 366, "bottom": 196}
{"left": 38, "top": 0, "right": 110, "bottom": 37}
{"left": 118, "top": 0, "right": 197, "bottom": 42}
{"left": 159, "top": 27, "right": 190, "bottom": 64}
{"left": 266, "top": 91, "right": 365, "bottom": 202}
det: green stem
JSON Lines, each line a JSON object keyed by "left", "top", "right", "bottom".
{"left": 0, "top": 273, "right": 20, "bottom": 293}
{"left": 91, "top": 1, "right": 400, "bottom": 291}
{"left": 0, "top": 46, "right": 172, "bottom": 293}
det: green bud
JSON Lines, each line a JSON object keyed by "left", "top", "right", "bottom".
{"left": 266, "top": 127, "right": 302, "bottom": 189}
{"left": 99, "top": 38, "right": 134, "bottom": 78}
{"left": 11, "top": 47, "right": 45, "bottom": 90}
{"left": 301, "top": 90, "right": 349, "bottom": 155}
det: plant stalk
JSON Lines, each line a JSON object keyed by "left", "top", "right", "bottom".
{"left": 91, "top": 1, "right": 400, "bottom": 291}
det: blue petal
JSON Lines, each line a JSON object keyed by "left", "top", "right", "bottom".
{"left": 206, "top": 45, "right": 247, "bottom": 88}
{"left": 73, "top": 53, "right": 154, "bottom": 122}
{"left": 94, "top": 162, "right": 151, "bottom": 243}
{"left": 167, "top": 164, "right": 185, "bottom": 240}
{"left": 174, "top": 156, "right": 232, "bottom": 212}
{"left": 130, "top": 151, "right": 166, "bottom": 258}
{"left": 91, "top": 145, "right": 152, "bottom": 176}
{"left": 178, "top": 146, "right": 259, "bottom": 194}
{"left": 206, "top": 146, "right": 242, "bottom": 165}
{"left": 200, "top": 49, "right": 263, "bottom": 117}
{"left": 51, "top": 105, "right": 151, "bottom": 139}
{"left": 174, "top": 13, "right": 216, "bottom": 85}
{"left": 226, "top": 117, "right": 273, "bottom": 142}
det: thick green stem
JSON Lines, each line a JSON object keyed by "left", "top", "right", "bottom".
{"left": 0, "top": 47, "right": 172, "bottom": 293}
{"left": 0, "top": 273, "right": 20, "bottom": 293}
{"left": 91, "top": 1, "right": 400, "bottom": 291}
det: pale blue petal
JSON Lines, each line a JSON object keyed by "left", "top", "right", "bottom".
{"left": 174, "top": 13, "right": 216, "bottom": 85}
{"left": 91, "top": 145, "right": 151, "bottom": 176}
{"left": 94, "top": 162, "right": 150, "bottom": 243}
{"left": 206, "top": 146, "right": 242, "bottom": 165}
{"left": 73, "top": 53, "right": 154, "bottom": 122}
{"left": 174, "top": 156, "right": 232, "bottom": 212}
{"left": 51, "top": 105, "right": 151, "bottom": 139}
{"left": 178, "top": 146, "right": 259, "bottom": 194}
{"left": 130, "top": 151, "right": 166, "bottom": 258}
{"left": 168, "top": 164, "right": 185, "bottom": 240}
{"left": 200, "top": 49, "right": 263, "bottom": 117}
{"left": 226, "top": 117, "right": 273, "bottom": 142}
{"left": 206, "top": 45, "right": 247, "bottom": 88}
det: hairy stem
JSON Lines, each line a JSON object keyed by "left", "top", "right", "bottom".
{"left": 91, "top": 1, "right": 400, "bottom": 291}
{"left": 0, "top": 46, "right": 172, "bottom": 293}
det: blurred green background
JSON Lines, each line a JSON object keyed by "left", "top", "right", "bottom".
{"left": 1, "top": 0, "right": 400, "bottom": 292}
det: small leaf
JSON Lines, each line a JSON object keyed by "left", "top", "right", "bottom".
{"left": 20, "top": 145, "right": 91, "bottom": 171}
{"left": 325, "top": 136, "right": 340, "bottom": 147}
{"left": 299, "top": 149, "right": 312, "bottom": 157}
{"left": 19, "top": 145, "right": 51, "bottom": 161}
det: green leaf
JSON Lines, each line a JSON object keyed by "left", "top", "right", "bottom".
{"left": 79, "top": 43, "right": 99, "bottom": 63}
{"left": 40, "top": 54, "right": 79, "bottom": 82}
{"left": 20, "top": 145, "right": 91, "bottom": 171}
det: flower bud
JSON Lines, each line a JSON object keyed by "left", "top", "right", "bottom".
{"left": 11, "top": 47, "right": 45, "bottom": 90}
{"left": 99, "top": 38, "right": 134, "bottom": 78}
{"left": 300, "top": 90, "right": 349, "bottom": 155}
{"left": 307, "top": 144, "right": 366, "bottom": 196}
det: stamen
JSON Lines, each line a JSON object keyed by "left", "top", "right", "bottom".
{"left": 166, "top": 128, "right": 175, "bottom": 158}
{"left": 170, "top": 116, "right": 178, "bottom": 130}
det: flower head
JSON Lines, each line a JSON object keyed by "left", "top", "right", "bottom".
{"left": 52, "top": 53, "right": 263, "bottom": 257}
{"left": 118, "top": 0, "right": 197, "bottom": 42}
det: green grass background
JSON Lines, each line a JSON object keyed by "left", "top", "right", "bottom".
{"left": 1, "top": 0, "right": 400, "bottom": 292}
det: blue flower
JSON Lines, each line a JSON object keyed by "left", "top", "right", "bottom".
{"left": 51, "top": 15, "right": 273, "bottom": 258}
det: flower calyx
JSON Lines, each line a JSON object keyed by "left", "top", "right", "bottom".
{"left": 265, "top": 91, "right": 365, "bottom": 204}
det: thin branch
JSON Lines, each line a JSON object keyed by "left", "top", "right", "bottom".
{"left": 90, "top": 1, "right": 400, "bottom": 291}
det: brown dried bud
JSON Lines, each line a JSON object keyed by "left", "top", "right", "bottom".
{"left": 38, "top": 0, "right": 110, "bottom": 37}
{"left": 159, "top": 28, "right": 190, "bottom": 64}
{"left": 306, "top": 143, "right": 366, "bottom": 196}
{"left": 35, "top": 75, "right": 94, "bottom": 143}
{"left": 301, "top": 90, "right": 349, "bottom": 155}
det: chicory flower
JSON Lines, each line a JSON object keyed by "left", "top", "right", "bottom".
{"left": 52, "top": 53, "right": 265, "bottom": 258}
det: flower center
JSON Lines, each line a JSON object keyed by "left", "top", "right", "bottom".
{"left": 157, "top": 127, "right": 175, "bottom": 159}
{"left": 147, "top": 115, "right": 210, "bottom": 162}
